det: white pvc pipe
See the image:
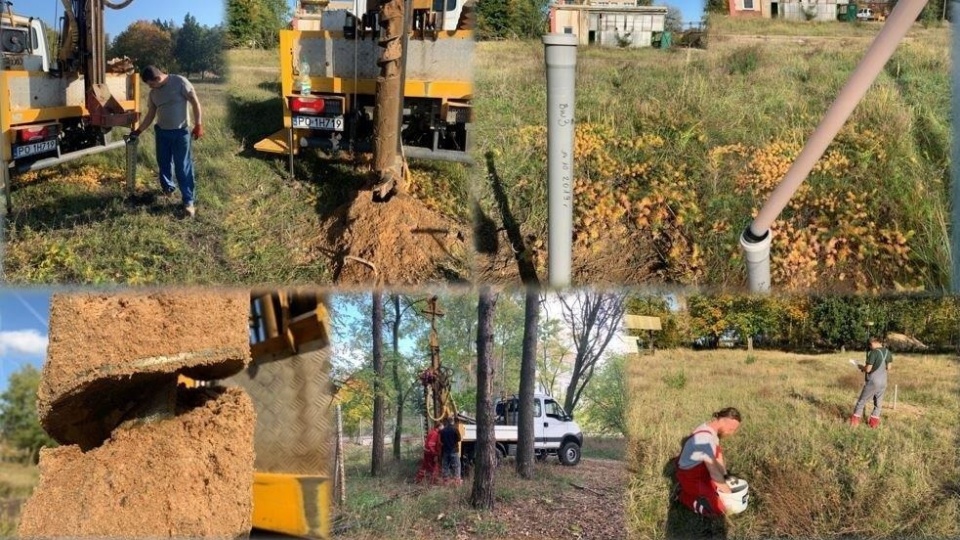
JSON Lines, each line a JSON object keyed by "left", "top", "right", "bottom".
{"left": 544, "top": 33, "right": 578, "bottom": 288}
{"left": 740, "top": 229, "right": 772, "bottom": 292}
{"left": 743, "top": 0, "right": 928, "bottom": 292}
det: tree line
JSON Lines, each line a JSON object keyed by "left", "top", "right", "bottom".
{"left": 630, "top": 294, "right": 960, "bottom": 352}
{"left": 109, "top": 14, "right": 226, "bottom": 78}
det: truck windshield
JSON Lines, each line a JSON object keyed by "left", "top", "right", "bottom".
{"left": 545, "top": 400, "right": 566, "bottom": 419}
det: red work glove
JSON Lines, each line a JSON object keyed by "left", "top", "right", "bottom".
{"left": 191, "top": 124, "right": 203, "bottom": 140}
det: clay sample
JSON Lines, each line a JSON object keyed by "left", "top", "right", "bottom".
{"left": 18, "top": 387, "right": 256, "bottom": 539}
{"left": 38, "top": 290, "right": 251, "bottom": 447}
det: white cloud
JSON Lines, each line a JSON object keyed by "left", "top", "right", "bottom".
{"left": 0, "top": 329, "right": 48, "bottom": 357}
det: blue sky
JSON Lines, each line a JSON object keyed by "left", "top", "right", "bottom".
{"left": 30, "top": 1, "right": 224, "bottom": 38}
{"left": 656, "top": 0, "right": 708, "bottom": 26}
{"left": 0, "top": 289, "right": 52, "bottom": 395}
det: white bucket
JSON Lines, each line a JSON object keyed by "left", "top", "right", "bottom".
{"left": 719, "top": 476, "right": 749, "bottom": 514}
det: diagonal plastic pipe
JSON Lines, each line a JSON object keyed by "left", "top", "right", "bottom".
{"left": 741, "top": 0, "right": 928, "bottom": 292}
{"left": 544, "top": 33, "right": 579, "bottom": 288}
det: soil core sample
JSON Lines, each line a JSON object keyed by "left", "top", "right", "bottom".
{"left": 18, "top": 387, "right": 256, "bottom": 539}
{"left": 38, "top": 291, "right": 251, "bottom": 447}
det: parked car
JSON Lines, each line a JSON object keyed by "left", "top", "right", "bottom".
{"left": 856, "top": 8, "right": 873, "bottom": 20}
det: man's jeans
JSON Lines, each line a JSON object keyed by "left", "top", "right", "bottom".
{"left": 155, "top": 126, "right": 195, "bottom": 206}
{"left": 442, "top": 452, "right": 460, "bottom": 480}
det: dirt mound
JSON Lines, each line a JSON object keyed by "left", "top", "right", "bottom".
{"left": 39, "top": 291, "right": 251, "bottom": 447}
{"left": 18, "top": 386, "right": 255, "bottom": 539}
{"left": 319, "top": 192, "right": 468, "bottom": 285}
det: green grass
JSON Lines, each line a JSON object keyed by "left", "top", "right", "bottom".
{"left": 708, "top": 13, "right": 949, "bottom": 38}
{"left": 625, "top": 349, "right": 960, "bottom": 539}
{"left": 0, "top": 460, "right": 38, "bottom": 538}
{"left": 473, "top": 19, "right": 951, "bottom": 290}
{"left": 582, "top": 436, "right": 626, "bottom": 460}
{"left": 6, "top": 49, "right": 469, "bottom": 284}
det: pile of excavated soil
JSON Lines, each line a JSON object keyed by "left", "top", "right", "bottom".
{"left": 18, "top": 387, "right": 255, "bottom": 539}
{"left": 319, "top": 192, "right": 468, "bottom": 285}
{"left": 39, "top": 291, "right": 251, "bottom": 446}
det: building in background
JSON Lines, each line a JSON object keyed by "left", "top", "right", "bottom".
{"left": 549, "top": 0, "right": 668, "bottom": 48}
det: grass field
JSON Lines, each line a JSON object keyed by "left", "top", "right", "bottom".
{"left": 0, "top": 461, "right": 38, "bottom": 538}
{"left": 625, "top": 349, "right": 960, "bottom": 539}
{"left": 5, "top": 49, "right": 469, "bottom": 284}
{"left": 473, "top": 18, "right": 950, "bottom": 290}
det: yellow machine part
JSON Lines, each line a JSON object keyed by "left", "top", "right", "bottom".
{"left": 252, "top": 473, "right": 332, "bottom": 539}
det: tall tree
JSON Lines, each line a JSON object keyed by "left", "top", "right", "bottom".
{"left": 110, "top": 20, "right": 176, "bottom": 71}
{"left": 200, "top": 25, "right": 227, "bottom": 78}
{"left": 174, "top": 14, "right": 204, "bottom": 77}
{"left": 580, "top": 354, "right": 628, "bottom": 435}
{"left": 664, "top": 5, "right": 684, "bottom": 33}
{"left": 516, "top": 287, "right": 539, "bottom": 479}
{"left": 371, "top": 290, "right": 385, "bottom": 477}
{"left": 470, "top": 287, "right": 498, "bottom": 510}
{"left": 557, "top": 290, "right": 627, "bottom": 414}
{"left": 388, "top": 294, "right": 425, "bottom": 460}
{"left": 226, "top": 0, "right": 290, "bottom": 48}
{"left": 0, "top": 365, "right": 56, "bottom": 463}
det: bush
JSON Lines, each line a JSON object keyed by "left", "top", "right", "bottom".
{"left": 663, "top": 371, "right": 687, "bottom": 390}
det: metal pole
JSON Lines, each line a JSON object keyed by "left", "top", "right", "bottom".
{"left": 742, "top": 0, "right": 928, "bottom": 292}
{"left": 125, "top": 135, "right": 138, "bottom": 195}
{"left": 543, "top": 33, "right": 578, "bottom": 288}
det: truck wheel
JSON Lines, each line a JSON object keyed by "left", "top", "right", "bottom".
{"left": 559, "top": 442, "right": 581, "bottom": 466}
{"left": 496, "top": 446, "right": 506, "bottom": 466}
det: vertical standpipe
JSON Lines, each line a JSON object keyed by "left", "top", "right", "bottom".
{"left": 740, "top": 0, "right": 928, "bottom": 293}
{"left": 543, "top": 34, "right": 578, "bottom": 288}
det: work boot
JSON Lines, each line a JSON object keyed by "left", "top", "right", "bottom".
{"left": 867, "top": 416, "right": 880, "bottom": 429}
{"left": 849, "top": 414, "right": 861, "bottom": 427}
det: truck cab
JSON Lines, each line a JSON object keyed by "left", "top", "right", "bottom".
{"left": 1, "top": 14, "right": 50, "bottom": 72}
{"left": 461, "top": 393, "right": 584, "bottom": 467}
{"left": 0, "top": 3, "right": 140, "bottom": 212}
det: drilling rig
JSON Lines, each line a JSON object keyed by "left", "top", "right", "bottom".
{"left": 0, "top": 0, "right": 140, "bottom": 212}
{"left": 254, "top": 0, "right": 474, "bottom": 199}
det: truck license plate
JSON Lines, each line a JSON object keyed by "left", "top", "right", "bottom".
{"left": 292, "top": 115, "right": 344, "bottom": 132}
{"left": 13, "top": 139, "right": 57, "bottom": 159}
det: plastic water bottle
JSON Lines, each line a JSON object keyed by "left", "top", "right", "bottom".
{"left": 299, "top": 61, "right": 311, "bottom": 95}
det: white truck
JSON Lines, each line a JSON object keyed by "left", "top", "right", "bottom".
{"left": 1, "top": 1, "right": 140, "bottom": 211}
{"left": 460, "top": 393, "right": 584, "bottom": 467}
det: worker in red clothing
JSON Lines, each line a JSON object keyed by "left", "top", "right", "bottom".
{"left": 415, "top": 422, "right": 442, "bottom": 484}
{"left": 674, "top": 407, "right": 742, "bottom": 517}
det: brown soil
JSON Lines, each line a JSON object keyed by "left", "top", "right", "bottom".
{"left": 491, "top": 459, "right": 627, "bottom": 539}
{"left": 336, "top": 458, "right": 627, "bottom": 540}
{"left": 474, "top": 226, "right": 658, "bottom": 286}
{"left": 18, "top": 386, "right": 256, "bottom": 539}
{"left": 39, "top": 290, "right": 251, "bottom": 447}
{"left": 318, "top": 192, "right": 469, "bottom": 286}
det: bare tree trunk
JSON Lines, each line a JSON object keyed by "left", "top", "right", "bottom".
{"left": 559, "top": 291, "right": 628, "bottom": 415}
{"left": 471, "top": 287, "right": 498, "bottom": 510}
{"left": 371, "top": 290, "right": 385, "bottom": 477}
{"left": 516, "top": 287, "right": 539, "bottom": 479}
{"left": 391, "top": 294, "right": 403, "bottom": 460}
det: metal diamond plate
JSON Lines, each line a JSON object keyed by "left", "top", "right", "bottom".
{"left": 226, "top": 340, "right": 334, "bottom": 476}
